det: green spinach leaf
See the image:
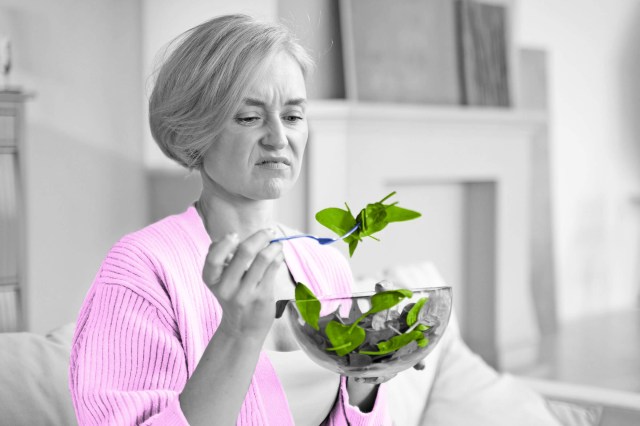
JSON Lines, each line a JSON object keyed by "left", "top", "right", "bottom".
{"left": 368, "top": 289, "right": 413, "bottom": 315}
{"left": 295, "top": 282, "right": 321, "bottom": 331}
{"left": 350, "top": 289, "right": 413, "bottom": 331}
{"left": 325, "top": 320, "right": 366, "bottom": 356}
{"left": 406, "top": 297, "right": 428, "bottom": 326}
{"left": 315, "top": 207, "right": 357, "bottom": 237}
{"left": 359, "top": 330, "right": 426, "bottom": 356}
{"left": 385, "top": 205, "right": 422, "bottom": 223}
{"left": 315, "top": 191, "right": 421, "bottom": 257}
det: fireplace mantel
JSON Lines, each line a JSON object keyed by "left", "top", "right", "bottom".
{"left": 307, "top": 100, "right": 547, "bottom": 124}
{"left": 305, "top": 100, "right": 548, "bottom": 371}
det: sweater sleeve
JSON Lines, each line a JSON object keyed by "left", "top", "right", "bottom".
{"left": 323, "top": 377, "right": 392, "bottom": 426}
{"left": 69, "top": 245, "right": 190, "bottom": 425}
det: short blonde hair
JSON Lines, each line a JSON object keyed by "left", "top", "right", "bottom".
{"left": 149, "top": 14, "right": 314, "bottom": 170}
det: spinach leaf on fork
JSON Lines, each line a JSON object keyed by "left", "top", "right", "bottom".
{"left": 315, "top": 191, "right": 421, "bottom": 256}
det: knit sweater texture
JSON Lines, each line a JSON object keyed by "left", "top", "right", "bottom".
{"left": 69, "top": 205, "right": 390, "bottom": 425}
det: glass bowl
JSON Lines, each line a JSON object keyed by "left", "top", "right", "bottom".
{"left": 284, "top": 286, "right": 452, "bottom": 378}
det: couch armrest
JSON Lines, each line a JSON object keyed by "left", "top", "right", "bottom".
{"left": 516, "top": 377, "right": 640, "bottom": 426}
{"left": 0, "top": 323, "right": 77, "bottom": 425}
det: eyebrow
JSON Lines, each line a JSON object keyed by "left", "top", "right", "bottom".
{"left": 243, "top": 97, "right": 307, "bottom": 107}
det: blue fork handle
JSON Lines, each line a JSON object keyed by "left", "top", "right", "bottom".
{"left": 270, "top": 234, "right": 316, "bottom": 243}
{"left": 270, "top": 223, "right": 360, "bottom": 245}
{"left": 332, "top": 223, "right": 360, "bottom": 242}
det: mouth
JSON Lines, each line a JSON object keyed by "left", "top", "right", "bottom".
{"left": 256, "top": 157, "right": 291, "bottom": 167}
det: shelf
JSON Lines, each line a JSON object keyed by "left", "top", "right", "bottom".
{"left": 0, "top": 276, "right": 17, "bottom": 286}
{"left": 0, "top": 92, "right": 27, "bottom": 332}
{"left": 0, "top": 90, "right": 35, "bottom": 103}
{"left": 0, "top": 280, "right": 18, "bottom": 293}
{"left": 307, "top": 100, "right": 548, "bottom": 125}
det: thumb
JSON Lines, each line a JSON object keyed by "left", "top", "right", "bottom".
{"left": 353, "top": 373, "right": 397, "bottom": 385}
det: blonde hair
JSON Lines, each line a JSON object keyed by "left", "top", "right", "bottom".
{"left": 149, "top": 14, "right": 314, "bottom": 171}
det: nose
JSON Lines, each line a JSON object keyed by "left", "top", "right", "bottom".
{"left": 261, "top": 118, "right": 288, "bottom": 150}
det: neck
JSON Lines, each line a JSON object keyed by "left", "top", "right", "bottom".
{"left": 196, "top": 179, "right": 277, "bottom": 242}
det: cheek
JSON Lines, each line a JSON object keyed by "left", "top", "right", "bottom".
{"left": 294, "top": 127, "right": 309, "bottom": 154}
{"left": 292, "top": 133, "right": 307, "bottom": 180}
{"left": 202, "top": 143, "right": 235, "bottom": 181}
{"left": 207, "top": 140, "right": 242, "bottom": 167}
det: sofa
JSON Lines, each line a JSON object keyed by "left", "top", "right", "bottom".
{"left": 0, "top": 321, "right": 76, "bottom": 425}
{"left": 1, "top": 261, "right": 639, "bottom": 425}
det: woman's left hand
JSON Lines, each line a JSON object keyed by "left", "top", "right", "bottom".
{"left": 345, "top": 374, "right": 396, "bottom": 412}
{"left": 352, "top": 374, "right": 397, "bottom": 385}
{"left": 351, "top": 358, "right": 426, "bottom": 385}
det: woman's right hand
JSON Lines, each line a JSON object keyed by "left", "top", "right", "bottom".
{"left": 202, "top": 229, "right": 284, "bottom": 340}
{"left": 182, "top": 230, "right": 284, "bottom": 425}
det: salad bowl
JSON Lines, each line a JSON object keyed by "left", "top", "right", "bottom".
{"left": 284, "top": 285, "right": 452, "bottom": 378}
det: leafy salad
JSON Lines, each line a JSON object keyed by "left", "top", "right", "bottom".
{"left": 291, "top": 192, "right": 435, "bottom": 365}
{"left": 294, "top": 282, "right": 439, "bottom": 366}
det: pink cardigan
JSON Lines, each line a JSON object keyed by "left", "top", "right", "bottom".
{"left": 69, "top": 205, "right": 390, "bottom": 425}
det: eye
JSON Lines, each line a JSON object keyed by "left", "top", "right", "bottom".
{"left": 282, "top": 114, "right": 304, "bottom": 124}
{"left": 234, "top": 116, "right": 261, "bottom": 126}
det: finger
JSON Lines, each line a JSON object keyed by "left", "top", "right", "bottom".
{"left": 374, "top": 280, "right": 396, "bottom": 293}
{"left": 353, "top": 374, "right": 397, "bottom": 385}
{"left": 413, "top": 360, "right": 426, "bottom": 370}
{"left": 219, "top": 229, "right": 274, "bottom": 287}
{"left": 256, "top": 250, "right": 284, "bottom": 298}
{"left": 240, "top": 242, "right": 283, "bottom": 290}
{"left": 238, "top": 251, "right": 284, "bottom": 313}
{"left": 202, "top": 233, "right": 240, "bottom": 288}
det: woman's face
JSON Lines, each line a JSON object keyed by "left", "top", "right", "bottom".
{"left": 200, "top": 51, "right": 308, "bottom": 202}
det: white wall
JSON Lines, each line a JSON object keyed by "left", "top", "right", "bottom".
{"left": 0, "top": 0, "right": 146, "bottom": 333}
{"left": 516, "top": 0, "right": 640, "bottom": 321}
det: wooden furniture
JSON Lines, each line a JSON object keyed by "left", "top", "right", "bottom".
{"left": 0, "top": 91, "right": 30, "bottom": 332}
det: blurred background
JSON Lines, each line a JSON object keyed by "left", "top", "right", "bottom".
{"left": 1, "top": 0, "right": 639, "bottom": 396}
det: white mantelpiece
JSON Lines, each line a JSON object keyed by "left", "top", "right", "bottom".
{"left": 306, "top": 100, "right": 547, "bottom": 371}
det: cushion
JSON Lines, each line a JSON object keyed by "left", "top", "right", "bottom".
{"left": 0, "top": 323, "right": 77, "bottom": 425}
{"left": 358, "top": 261, "right": 565, "bottom": 425}
{"left": 546, "top": 400, "right": 602, "bottom": 426}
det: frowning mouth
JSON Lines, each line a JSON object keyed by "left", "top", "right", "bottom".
{"left": 256, "top": 157, "right": 291, "bottom": 166}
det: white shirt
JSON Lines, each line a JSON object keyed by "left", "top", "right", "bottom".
{"left": 265, "top": 349, "right": 340, "bottom": 426}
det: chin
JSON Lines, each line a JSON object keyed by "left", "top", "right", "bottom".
{"left": 258, "top": 179, "right": 291, "bottom": 200}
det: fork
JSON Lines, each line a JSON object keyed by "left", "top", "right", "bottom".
{"left": 270, "top": 223, "right": 360, "bottom": 245}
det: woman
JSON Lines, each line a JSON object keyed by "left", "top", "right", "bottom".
{"left": 69, "top": 14, "right": 391, "bottom": 425}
